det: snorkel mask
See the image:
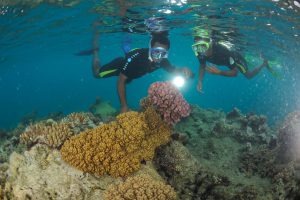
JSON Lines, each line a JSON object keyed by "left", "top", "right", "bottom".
{"left": 149, "top": 47, "right": 168, "bottom": 62}
{"left": 191, "top": 38, "right": 212, "bottom": 56}
{"left": 191, "top": 27, "right": 212, "bottom": 56}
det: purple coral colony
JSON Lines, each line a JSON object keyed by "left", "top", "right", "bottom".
{"left": 0, "top": 81, "right": 299, "bottom": 199}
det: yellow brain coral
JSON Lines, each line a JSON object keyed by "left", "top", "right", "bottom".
{"left": 60, "top": 107, "right": 171, "bottom": 177}
{"left": 104, "top": 174, "right": 177, "bottom": 200}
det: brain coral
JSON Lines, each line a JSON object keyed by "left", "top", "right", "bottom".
{"left": 60, "top": 107, "right": 171, "bottom": 177}
{"left": 104, "top": 174, "right": 177, "bottom": 200}
{"left": 20, "top": 121, "right": 73, "bottom": 148}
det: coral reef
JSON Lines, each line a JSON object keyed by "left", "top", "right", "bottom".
{"left": 238, "top": 111, "right": 300, "bottom": 199}
{"left": 0, "top": 123, "right": 27, "bottom": 164}
{"left": 0, "top": 129, "right": 8, "bottom": 139}
{"left": 277, "top": 111, "right": 300, "bottom": 164}
{"left": 20, "top": 111, "right": 38, "bottom": 126}
{"left": 61, "top": 107, "right": 171, "bottom": 177}
{"left": 104, "top": 174, "right": 177, "bottom": 200}
{"left": 173, "top": 106, "right": 300, "bottom": 199}
{"left": 1, "top": 105, "right": 300, "bottom": 199}
{"left": 0, "top": 136, "right": 25, "bottom": 163}
{"left": 141, "top": 81, "right": 191, "bottom": 126}
{"left": 176, "top": 105, "right": 275, "bottom": 145}
{"left": 154, "top": 141, "right": 234, "bottom": 200}
{"left": 89, "top": 97, "right": 117, "bottom": 121}
{"left": 0, "top": 163, "right": 8, "bottom": 199}
{"left": 47, "top": 111, "right": 64, "bottom": 122}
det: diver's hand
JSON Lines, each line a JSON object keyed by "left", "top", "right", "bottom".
{"left": 120, "top": 105, "right": 130, "bottom": 113}
{"left": 197, "top": 81, "right": 203, "bottom": 93}
{"left": 263, "top": 59, "right": 269, "bottom": 67}
{"left": 181, "top": 67, "right": 194, "bottom": 78}
{"left": 206, "top": 66, "right": 221, "bottom": 75}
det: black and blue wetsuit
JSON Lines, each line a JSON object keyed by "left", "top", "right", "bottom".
{"left": 198, "top": 42, "right": 248, "bottom": 74}
{"left": 98, "top": 48, "right": 175, "bottom": 82}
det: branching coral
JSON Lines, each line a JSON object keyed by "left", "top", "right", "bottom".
{"left": 20, "top": 121, "right": 73, "bottom": 148}
{"left": 19, "top": 112, "right": 100, "bottom": 148}
{"left": 60, "top": 107, "right": 171, "bottom": 177}
{"left": 104, "top": 174, "right": 177, "bottom": 200}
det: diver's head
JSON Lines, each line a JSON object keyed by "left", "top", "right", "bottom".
{"left": 192, "top": 36, "right": 212, "bottom": 57}
{"left": 149, "top": 36, "right": 170, "bottom": 63}
{"left": 191, "top": 28, "right": 212, "bottom": 57}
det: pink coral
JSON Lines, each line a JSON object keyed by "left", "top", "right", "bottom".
{"left": 146, "top": 81, "right": 191, "bottom": 126}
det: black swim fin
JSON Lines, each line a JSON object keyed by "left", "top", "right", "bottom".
{"left": 74, "top": 48, "right": 99, "bottom": 56}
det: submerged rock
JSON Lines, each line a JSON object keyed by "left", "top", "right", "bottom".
{"left": 89, "top": 97, "right": 117, "bottom": 121}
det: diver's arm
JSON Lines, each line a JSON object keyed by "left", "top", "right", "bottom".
{"left": 118, "top": 0, "right": 127, "bottom": 16}
{"left": 118, "top": 73, "right": 129, "bottom": 113}
{"left": 92, "top": 29, "right": 100, "bottom": 78}
{"left": 174, "top": 67, "right": 194, "bottom": 78}
{"left": 197, "top": 61, "right": 206, "bottom": 92}
{"left": 161, "top": 59, "right": 193, "bottom": 78}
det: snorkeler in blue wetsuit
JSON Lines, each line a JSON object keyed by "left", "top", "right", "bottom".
{"left": 191, "top": 29, "right": 270, "bottom": 93}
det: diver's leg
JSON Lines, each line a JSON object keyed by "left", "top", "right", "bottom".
{"left": 244, "top": 59, "right": 268, "bottom": 79}
{"left": 92, "top": 27, "right": 101, "bottom": 78}
{"left": 97, "top": 57, "right": 125, "bottom": 78}
{"left": 234, "top": 53, "right": 267, "bottom": 79}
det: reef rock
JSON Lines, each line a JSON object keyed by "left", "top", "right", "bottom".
{"left": 2, "top": 144, "right": 163, "bottom": 200}
{"left": 89, "top": 97, "right": 117, "bottom": 121}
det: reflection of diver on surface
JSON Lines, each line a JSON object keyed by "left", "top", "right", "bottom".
{"left": 121, "top": 16, "right": 170, "bottom": 55}
{"left": 191, "top": 28, "right": 272, "bottom": 93}
{"left": 75, "top": 16, "right": 169, "bottom": 57}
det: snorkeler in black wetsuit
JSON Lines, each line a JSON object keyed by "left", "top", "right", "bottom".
{"left": 191, "top": 29, "right": 269, "bottom": 92}
{"left": 92, "top": 31, "right": 193, "bottom": 113}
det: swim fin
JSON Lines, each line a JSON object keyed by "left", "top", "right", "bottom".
{"left": 265, "top": 60, "right": 283, "bottom": 79}
{"left": 74, "top": 48, "right": 99, "bottom": 56}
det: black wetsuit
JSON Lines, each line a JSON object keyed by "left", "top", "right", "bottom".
{"left": 198, "top": 42, "right": 248, "bottom": 74}
{"left": 98, "top": 48, "right": 176, "bottom": 82}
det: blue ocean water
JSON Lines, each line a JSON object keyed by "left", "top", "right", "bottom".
{"left": 0, "top": 0, "right": 299, "bottom": 129}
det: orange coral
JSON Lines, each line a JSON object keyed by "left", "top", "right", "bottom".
{"left": 60, "top": 107, "right": 171, "bottom": 177}
{"left": 104, "top": 174, "right": 177, "bottom": 200}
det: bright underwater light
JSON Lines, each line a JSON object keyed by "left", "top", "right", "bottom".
{"left": 172, "top": 76, "right": 185, "bottom": 88}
